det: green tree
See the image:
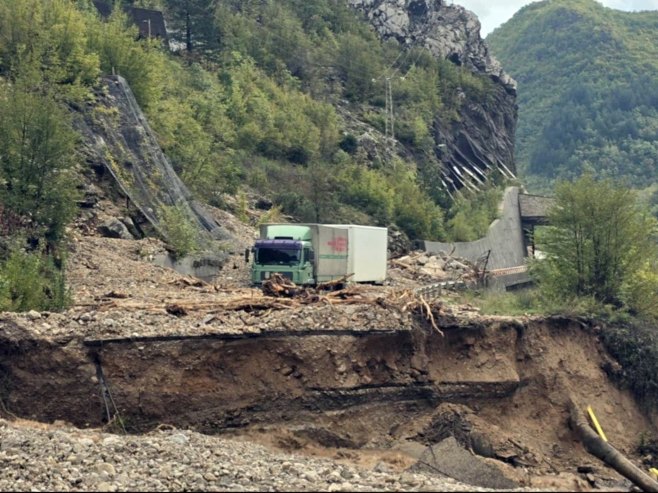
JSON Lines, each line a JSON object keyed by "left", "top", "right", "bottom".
{"left": 445, "top": 183, "right": 503, "bottom": 241}
{"left": 0, "top": 80, "right": 78, "bottom": 243}
{"left": 0, "top": 248, "right": 70, "bottom": 312}
{"left": 487, "top": 0, "right": 658, "bottom": 188}
{"left": 337, "top": 33, "right": 381, "bottom": 102}
{"left": 87, "top": 7, "right": 165, "bottom": 108}
{"left": 389, "top": 164, "right": 445, "bottom": 241}
{"left": 338, "top": 164, "right": 394, "bottom": 225}
{"left": 165, "top": 0, "right": 220, "bottom": 52}
{"left": 0, "top": 0, "right": 100, "bottom": 98}
{"left": 533, "top": 175, "right": 658, "bottom": 313}
{"left": 160, "top": 203, "right": 201, "bottom": 258}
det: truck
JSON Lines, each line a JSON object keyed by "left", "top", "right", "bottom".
{"left": 247, "top": 223, "right": 388, "bottom": 286}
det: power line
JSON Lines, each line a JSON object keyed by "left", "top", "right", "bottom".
{"left": 374, "top": 44, "right": 411, "bottom": 83}
{"left": 385, "top": 76, "right": 394, "bottom": 141}
{"left": 373, "top": 18, "right": 437, "bottom": 150}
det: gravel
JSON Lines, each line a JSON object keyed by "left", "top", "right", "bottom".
{"left": 0, "top": 233, "right": 506, "bottom": 343}
{"left": 0, "top": 419, "right": 502, "bottom": 492}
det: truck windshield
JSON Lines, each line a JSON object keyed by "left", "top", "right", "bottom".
{"left": 256, "top": 247, "right": 301, "bottom": 266}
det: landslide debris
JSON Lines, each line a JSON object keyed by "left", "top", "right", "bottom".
{"left": 389, "top": 250, "right": 480, "bottom": 285}
{"left": 7, "top": 205, "right": 481, "bottom": 342}
{"left": 0, "top": 192, "right": 653, "bottom": 493}
{"left": 0, "top": 419, "right": 491, "bottom": 492}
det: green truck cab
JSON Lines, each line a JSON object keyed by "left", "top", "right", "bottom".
{"left": 250, "top": 225, "right": 316, "bottom": 285}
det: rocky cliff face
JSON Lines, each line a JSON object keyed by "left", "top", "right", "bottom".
{"left": 347, "top": 0, "right": 518, "bottom": 191}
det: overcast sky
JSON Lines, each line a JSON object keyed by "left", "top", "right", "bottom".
{"left": 455, "top": 0, "right": 658, "bottom": 37}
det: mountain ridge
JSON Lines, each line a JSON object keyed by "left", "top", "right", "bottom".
{"left": 486, "top": 0, "right": 658, "bottom": 189}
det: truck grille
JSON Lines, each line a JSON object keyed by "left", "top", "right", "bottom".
{"left": 260, "top": 271, "right": 293, "bottom": 281}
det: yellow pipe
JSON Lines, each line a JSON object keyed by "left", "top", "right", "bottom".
{"left": 649, "top": 468, "right": 658, "bottom": 479}
{"left": 587, "top": 405, "right": 608, "bottom": 442}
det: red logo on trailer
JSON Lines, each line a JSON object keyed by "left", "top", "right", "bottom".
{"left": 327, "top": 236, "right": 348, "bottom": 252}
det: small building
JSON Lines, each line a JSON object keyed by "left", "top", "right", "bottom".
{"left": 92, "top": 1, "right": 168, "bottom": 42}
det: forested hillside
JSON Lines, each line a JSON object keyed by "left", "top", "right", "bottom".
{"left": 486, "top": 0, "right": 658, "bottom": 191}
{"left": 0, "top": 0, "right": 509, "bottom": 310}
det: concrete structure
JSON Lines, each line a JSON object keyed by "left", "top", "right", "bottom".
{"left": 421, "top": 187, "right": 553, "bottom": 291}
{"left": 518, "top": 192, "right": 554, "bottom": 256}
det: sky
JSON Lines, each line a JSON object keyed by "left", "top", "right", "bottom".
{"left": 455, "top": 0, "right": 658, "bottom": 37}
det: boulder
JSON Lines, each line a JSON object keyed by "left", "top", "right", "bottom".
{"left": 119, "top": 216, "right": 142, "bottom": 239}
{"left": 97, "top": 218, "right": 134, "bottom": 240}
{"left": 387, "top": 226, "right": 412, "bottom": 257}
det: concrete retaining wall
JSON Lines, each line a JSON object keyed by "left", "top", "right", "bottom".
{"left": 423, "top": 187, "right": 527, "bottom": 272}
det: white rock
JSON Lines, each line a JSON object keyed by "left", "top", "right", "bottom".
{"left": 102, "top": 436, "right": 123, "bottom": 448}
{"left": 167, "top": 433, "right": 189, "bottom": 446}
{"left": 78, "top": 438, "right": 98, "bottom": 447}
{"left": 96, "top": 481, "right": 116, "bottom": 492}
{"left": 96, "top": 462, "right": 116, "bottom": 477}
{"left": 327, "top": 470, "right": 342, "bottom": 483}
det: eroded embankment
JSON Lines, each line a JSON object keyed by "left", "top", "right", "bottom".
{"left": 0, "top": 320, "right": 99, "bottom": 426}
{"left": 89, "top": 329, "right": 427, "bottom": 431}
{"left": 0, "top": 322, "right": 520, "bottom": 429}
{"left": 0, "top": 314, "right": 653, "bottom": 478}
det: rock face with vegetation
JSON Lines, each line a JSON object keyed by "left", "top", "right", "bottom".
{"left": 349, "top": 0, "right": 515, "bottom": 90}
{"left": 486, "top": 0, "right": 658, "bottom": 190}
{"left": 75, "top": 75, "right": 231, "bottom": 245}
{"left": 349, "top": 0, "right": 518, "bottom": 191}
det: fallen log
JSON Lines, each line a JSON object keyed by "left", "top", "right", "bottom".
{"left": 76, "top": 283, "right": 420, "bottom": 316}
{"left": 77, "top": 295, "right": 298, "bottom": 313}
{"left": 568, "top": 397, "right": 658, "bottom": 492}
{"left": 389, "top": 259, "right": 413, "bottom": 270}
{"left": 168, "top": 277, "right": 208, "bottom": 288}
{"left": 165, "top": 304, "right": 188, "bottom": 317}
{"left": 262, "top": 273, "right": 300, "bottom": 297}
{"left": 317, "top": 273, "right": 354, "bottom": 291}
{"left": 102, "top": 290, "right": 130, "bottom": 299}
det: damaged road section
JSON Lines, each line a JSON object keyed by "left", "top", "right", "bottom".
{"left": 0, "top": 307, "right": 655, "bottom": 490}
{"left": 0, "top": 319, "right": 99, "bottom": 426}
{"left": 86, "top": 329, "right": 433, "bottom": 431}
{"left": 0, "top": 306, "right": 521, "bottom": 431}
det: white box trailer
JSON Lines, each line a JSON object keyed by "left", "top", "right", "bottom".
{"left": 316, "top": 224, "right": 388, "bottom": 283}
{"left": 251, "top": 224, "right": 388, "bottom": 285}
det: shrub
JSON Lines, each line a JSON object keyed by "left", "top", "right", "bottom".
{"left": 339, "top": 134, "right": 358, "bottom": 154}
{"left": 257, "top": 205, "right": 285, "bottom": 226}
{"left": 0, "top": 248, "right": 70, "bottom": 312}
{"left": 160, "top": 204, "right": 200, "bottom": 259}
{"left": 601, "top": 321, "right": 658, "bottom": 408}
{"left": 464, "top": 289, "right": 544, "bottom": 316}
{"left": 445, "top": 184, "right": 503, "bottom": 241}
